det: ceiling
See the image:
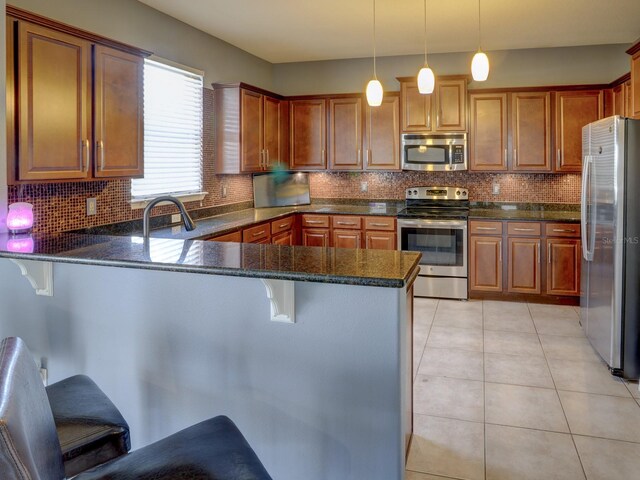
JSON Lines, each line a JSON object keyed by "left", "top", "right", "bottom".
{"left": 137, "top": 0, "right": 640, "bottom": 64}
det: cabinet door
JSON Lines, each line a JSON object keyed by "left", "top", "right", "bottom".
{"left": 401, "top": 81, "right": 432, "bottom": 132}
{"left": 469, "top": 93, "right": 508, "bottom": 171}
{"left": 435, "top": 78, "right": 466, "bottom": 131}
{"left": 302, "top": 228, "right": 330, "bottom": 247}
{"left": 290, "top": 99, "right": 326, "bottom": 170}
{"left": 511, "top": 92, "right": 551, "bottom": 171}
{"left": 328, "top": 97, "right": 362, "bottom": 170}
{"left": 241, "top": 89, "right": 264, "bottom": 172}
{"left": 94, "top": 46, "right": 144, "bottom": 178}
{"left": 632, "top": 52, "right": 640, "bottom": 119}
{"left": 364, "top": 95, "right": 400, "bottom": 170}
{"left": 612, "top": 84, "right": 624, "bottom": 116}
{"left": 333, "top": 230, "right": 362, "bottom": 249}
{"left": 18, "top": 22, "right": 92, "bottom": 180}
{"left": 625, "top": 80, "right": 633, "bottom": 118}
{"left": 507, "top": 237, "right": 541, "bottom": 294}
{"left": 554, "top": 90, "right": 602, "bottom": 172}
{"left": 272, "top": 230, "right": 294, "bottom": 246}
{"left": 365, "top": 231, "right": 396, "bottom": 250}
{"left": 264, "top": 95, "right": 285, "bottom": 167}
{"left": 469, "top": 235, "right": 502, "bottom": 292}
{"left": 547, "top": 239, "right": 580, "bottom": 296}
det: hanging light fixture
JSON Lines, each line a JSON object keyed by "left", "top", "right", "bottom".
{"left": 366, "top": 0, "right": 383, "bottom": 106}
{"left": 471, "top": 0, "right": 490, "bottom": 81}
{"left": 417, "top": 0, "right": 435, "bottom": 94}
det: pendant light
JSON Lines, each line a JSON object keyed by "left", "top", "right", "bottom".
{"left": 366, "top": 0, "right": 383, "bottom": 106}
{"left": 471, "top": 0, "right": 490, "bottom": 81}
{"left": 417, "top": 0, "right": 435, "bottom": 94}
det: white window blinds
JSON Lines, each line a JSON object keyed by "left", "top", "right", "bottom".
{"left": 131, "top": 59, "right": 203, "bottom": 199}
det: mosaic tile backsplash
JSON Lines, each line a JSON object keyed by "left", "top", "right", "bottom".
{"left": 8, "top": 88, "right": 580, "bottom": 234}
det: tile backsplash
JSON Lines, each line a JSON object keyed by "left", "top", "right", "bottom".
{"left": 8, "top": 88, "right": 580, "bottom": 234}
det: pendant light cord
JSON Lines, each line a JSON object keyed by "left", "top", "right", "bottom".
{"left": 477, "top": 0, "right": 482, "bottom": 51}
{"left": 372, "top": 0, "right": 377, "bottom": 78}
{"left": 423, "top": 0, "right": 428, "bottom": 65}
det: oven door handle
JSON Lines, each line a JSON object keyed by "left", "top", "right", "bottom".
{"left": 397, "top": 219, "right": 468, "bottom": 229}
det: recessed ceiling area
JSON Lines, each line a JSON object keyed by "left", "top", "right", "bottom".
{"left": 137, "top": 0, "right": 640, "bottom": 64}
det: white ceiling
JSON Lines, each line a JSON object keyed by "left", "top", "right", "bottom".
{"left": 138, "top": 0, "right": 640, "bottom": 64}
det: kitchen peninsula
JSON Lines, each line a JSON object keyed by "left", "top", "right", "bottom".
{"left": 0, "top": 233, "right": 419, "bottom": 480}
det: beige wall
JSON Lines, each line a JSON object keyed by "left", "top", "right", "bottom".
{"left": 9, "top": 0, "right": 274, "bottom": 89}
{"left": 273, "top": 44, "right": 631, "bottom": 95}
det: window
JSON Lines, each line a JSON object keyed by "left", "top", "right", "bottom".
{"left": 131, "top": 58, "right": 204, "bottom": 202}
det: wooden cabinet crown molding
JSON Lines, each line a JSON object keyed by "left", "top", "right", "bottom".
{"left": 626, "top": 38, "right": 640, "bottom": 56}
{"left": 6, "top": 5, "right": 152, "bottom": 57}
{"left": 211, "top": 82, "right": 285, "bottom": 100}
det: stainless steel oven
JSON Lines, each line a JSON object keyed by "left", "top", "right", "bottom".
{"left": 401, "top": 133, "right": 467, "bottom": 172}
{"left": 397, "top": 186, "right": 469, "bottom": 299}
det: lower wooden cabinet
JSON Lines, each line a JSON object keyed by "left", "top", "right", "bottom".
{"left": 365, "top": 231, "right": 396, "bottom": 250}
{"left": 546, "top": 238, "right": 581, "bottom": 296}
{"left": 302, "top": 228, "right": 330, "bottom": 247}
{"left": 272, "top": 230, "right": 294, "bottom": 246}
{"left": 333, "top": 229, "right": 362, "bottom": 249}
{"left": 207, "top": 230, "right": 242, "bottom": 242}
{"left": 507, "top": 237, "right": 541, "bottom": 294}
{"left": 469, "top": 235, "right": 503, "bottom": 292}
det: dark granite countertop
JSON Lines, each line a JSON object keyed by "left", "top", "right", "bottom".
{"left": 0, "top": 233, "right": 420, "bottom": 288}
{"left": 469, "top": 203, "right": 580, "bottom": 222}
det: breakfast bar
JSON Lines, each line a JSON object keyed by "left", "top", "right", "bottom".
{"left": 0, "top": 233, "right": 419, "bottom": 480}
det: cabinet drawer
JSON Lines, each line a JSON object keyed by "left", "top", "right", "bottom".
{"left": 271, "top": 215, "right": 294, "bottom": 235}
{"left": 469, "top": 220, "right": 503, "bottom": 235}
{"left": 331, "top": 215, "right": 362, "bottom": 229}
{"left": 545, "top": 223, "right": 580, "bottom": 238}
{"left": 302, "top": 214, "right": 330, "bottom": 228}
{"left": 507, "top": 222, "right": 541, "bottom": 236}
{"left": 242, "top": 222, "right": 270, "bottom": 243}
{"left": 364, "top": 216, "right": 396, "bottom": 231}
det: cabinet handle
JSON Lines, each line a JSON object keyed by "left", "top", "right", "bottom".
{"left": 322, "top": 149, "right": 326, "bottom": 163}
{"left": 368, "top": 149, "right": 372, "bottom": 164}
{"left": 548, "top": 242, "right": 551, "bottom": 264}
{"left": 499, "top": 240, "right": 502, "bottom": 263}
{"left": 98, "top": 140, "right": 105, "bottom": 170}
{"left": 279, "top": 223, "right": 289, "bottom": 228}
{"left": 537, "top": 242, "right": 541, "bottom": 263}
{"left": 252, "top": 230, "right": 266, "bottom": 237}
{"left": 83, "top": 139, "right": 90, "bottom": 172}
{"left": 266, "top": 149, "right": 270, "bottom": 166}
{"left": 513, "top": 149, "right": 518, "bottom": 164}
{"left": 557, "top": 148, "right": 561, "bottom": 167}
{"left": 370, "top": 223, "right": 389, "bottom": 227}
{"left": 358, "top": 149, "right": 362, "bottom": 165}
{"left": 514, "top": 228, "right": 535, "bottom": 232}
{"left": 337, "top": 221, "right": 356, "bottom": 226}
{"left": 504, "top": 148, "right": 508, "bottom": 164}
{"left": 306, "top": 220, "right": 324, "bottom": 224}
{"left": 476, "top": 227, "right": 497, "bottom": 231}
{"left": 552, "top": 228, "right": 575, "bottom": 233}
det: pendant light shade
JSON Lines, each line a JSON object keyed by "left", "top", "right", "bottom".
{"left": 417, "top": 66, "right": 435, "bottom": 94}
{"left": 471, "top": 0, "right": 489, "bottom": 82}
{"left": 471, "top": 51, "right": 490, "bottom": 81}
{"left": 366, "top": 0, "right": 383, "bottom": 107}
{"left": 366, "top": 79, "right": 384, "bottom": 107}
{"left": 417, "top": 0, "right": 435, "bottom": 94}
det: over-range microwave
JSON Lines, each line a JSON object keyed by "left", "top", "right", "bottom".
{"left": 401, "top": 132, "right": 468, "bottom": 172}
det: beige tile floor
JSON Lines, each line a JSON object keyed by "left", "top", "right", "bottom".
{"left": 407, "top": 298, "right": 640, "bottom": 480}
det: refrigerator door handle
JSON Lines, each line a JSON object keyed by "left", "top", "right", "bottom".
{"left": 581, "top": 155, "right": 594, "bottom": 261}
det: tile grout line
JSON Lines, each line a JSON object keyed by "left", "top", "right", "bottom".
{"left": 527, "top": 302, "right": 589, "bottom": 480}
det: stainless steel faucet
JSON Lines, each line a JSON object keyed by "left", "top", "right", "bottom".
{"left": 143, "top": 196, "right": 196, "bottom": 237}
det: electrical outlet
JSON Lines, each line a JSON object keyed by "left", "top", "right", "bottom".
{"left": 171, "top": 214, "right": 181, "bottom": 224}
{"left": 360, "top": 181, "right": 368, "bottom": 193}
{"left": 86, "top": 198, "right": 97, "bottom": 216}
{"left": 222, "top": 185, "right": 228, "bottom": 198}
{"left": 492, "top": 182, "right": 500, "bottom": 195}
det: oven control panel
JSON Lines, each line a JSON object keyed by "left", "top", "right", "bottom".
{"left": 405, "top": 186, "right": 468, "bottom": 200}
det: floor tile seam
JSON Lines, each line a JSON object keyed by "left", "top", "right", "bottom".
{"left": 481, "top": 326, "right": 537, "bottom": 334}
{"left": 483, "top": 419, "right": 570, "bottom": 435}
{"left": 533, "top": 331, "right": 589, "bottom": 339}
{"left": 413, "top": 412, "right": 486, "bottom": 427}
{"left": 554, "top": 387, "right": 634, "bottom": 400}
{"left": 405, "top": 467, "right": 466, "bottom": 480}
{"left": 482, "top": 348, "right": 545, "bottom": 358}
{"left": 571, "top": 432, "right": 640, "bottom": 446}
{"left": 422, "top": 345, "right": 485, "bottom": 354}
{"left": 482, "top": 299, "right": 487, "bottom": 480}
{"left": 414, "top": 373, "right": 485, "bottom": 386}
{"left": 482, "top": 378, "right": 555, "bottom": 390}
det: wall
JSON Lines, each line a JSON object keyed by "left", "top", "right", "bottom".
{"left": 273, "top": 44, "right": 631, "bottom": 95}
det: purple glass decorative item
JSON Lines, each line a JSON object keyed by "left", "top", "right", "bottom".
{"left": 6, "top": 202, "right": 34, "bottom": 233}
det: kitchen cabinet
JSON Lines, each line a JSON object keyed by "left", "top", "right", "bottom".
{"left": 328, "top": 97, "right": 362, "bottom": 170}
{"left": 213, "top": 83, "right": 288, "bottom": 174}
{"left": 612, "top": 83, "right": 625, "bottom": 116}
{"left": 545, "top": 223, "right": 581, "bottom": 297}
{"left": 272, "top": 230, "right": 294, "bottom": 246}
{"left": 469, "top": 93, "right": 508, "bottom": 171}
{"left": 399, "top": 76, "right": 467, "bottom": 133}
{"left": 625, "top": 80, "right": 633, "bottom": 118}
{"left": 469, "top": 221, "right": 503, "bottom": 292}
{"left": 6, "top": 10, "right": 147, "bottom": 183}
{"left": 511, "top": 92, "right": 552, "bottom": 171}
{"left": 628, "top": 40, "right": 640, "bottom": 119}
{"left": 364, "top": 94, "right": 400, "bottom": 170}
{"left": 301, "top": 214, "right": 330, "bottom": 247}
{"left": 290, "top": 99, "right": 327, "bottom": 170}
{"left": 333, "top": 230, "right": 362, "bottom": 249}
{"left": 364, "top": 216, "right": 396, "bottom": 250}
{"left": 270, "top": 215, "right": 296, "bottom": 246}
{"left": 554, "top": 90, "right": 603, "bottom": 172}
{"left": 242, "top": 222, "right": 271, "bottom": 244}
{"left": 507, "top": 222, "right": 541, "bottom": 294}
{"left": 208, "top": 231, "right": 242, "bottom": 242}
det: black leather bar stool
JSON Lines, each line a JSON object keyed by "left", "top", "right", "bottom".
{"left": 0, "top": 337, "right": 273, "bottom": 480}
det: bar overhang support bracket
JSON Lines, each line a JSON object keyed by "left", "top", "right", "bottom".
{"left": 260, "top": 279, "right": 295, "bottom": 323}
{"left": 9, "top": 259, "right": 54, "bottom": 296}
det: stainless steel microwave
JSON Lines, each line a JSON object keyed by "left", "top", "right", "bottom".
{"left": 401, "top": 133, "right": 468, "bottom": 171}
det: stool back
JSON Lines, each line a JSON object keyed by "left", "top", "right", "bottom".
{"left": 0, "top": 337, "right": 65, "bottom": 480}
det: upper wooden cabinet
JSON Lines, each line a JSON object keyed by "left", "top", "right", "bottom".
{"left": 627, "top": 40, "right": 640, "bottom": 119}
{"left": 290, "top": 99, "right": 327, "bottom": 170}
{"left": 6, "top": 8, "right": 148, "bottom": 183}
{"left": 364, "top": 94, "right": 400, "bottom": 170}
{"left": 328, "top": 97, "right": 362, "bottom": 170}
{"left": 511, "top": 92, "right": 552, "bottom": 172}
{"left": 469, "top": 93, "right": 508, "bottom": 171}
{"left": 214, "top": 84, "right": 288, "bottom": 174}
{"left": 554, "top": 90, "right": 603, "bottom": 172}
{"left": 399, "top": 76, "right": 467, "bottom": 133}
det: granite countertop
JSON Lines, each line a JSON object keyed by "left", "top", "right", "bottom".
{"left": 469, "top": 203, "right": 581, "bottom": 222}
{"left": 144, "top": 204, "right": 401, "bottom": 240}
{"left": 0, "top": 233, "right": 420, "bottom": 288}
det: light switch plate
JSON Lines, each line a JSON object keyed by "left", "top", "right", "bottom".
{"left": 86, "top": 198, "right": 97, "bottom": 216}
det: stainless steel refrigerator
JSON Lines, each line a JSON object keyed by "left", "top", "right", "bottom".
{"left": 581, "top": 115, "right": 640, "bottom": 378}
